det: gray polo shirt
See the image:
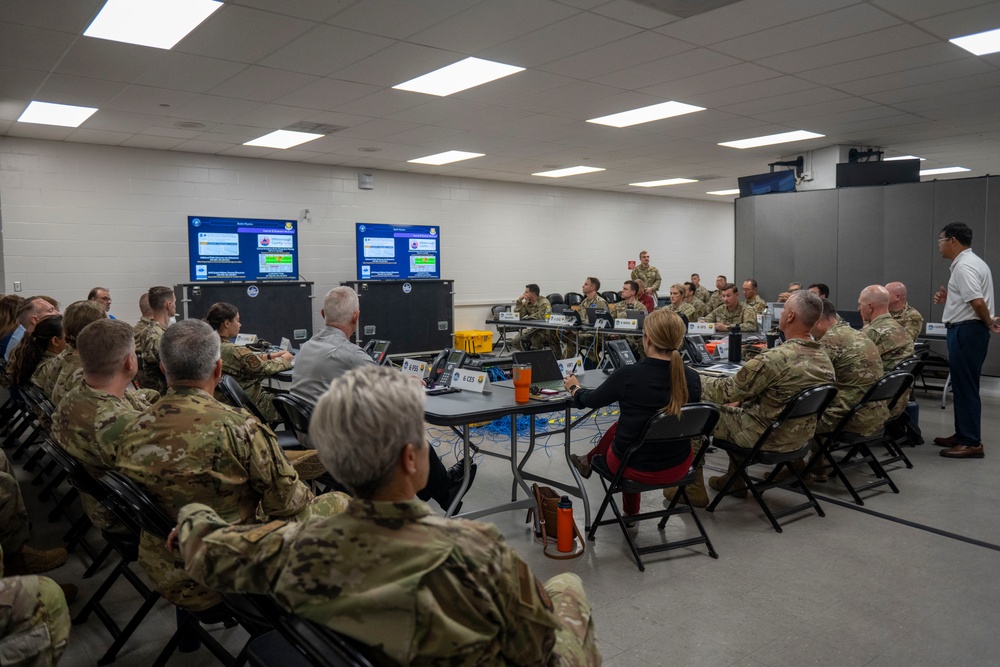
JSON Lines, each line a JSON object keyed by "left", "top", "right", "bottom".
{"left": 289, "top": 326, "right": 374, "bottom": 406}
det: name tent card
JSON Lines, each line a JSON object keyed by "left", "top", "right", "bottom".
{"left": 498, "top": 311, "right": 520, "bottom": 321}
{"left": 615, "top": 318, "right": 638, "bottom": 330}
{"left": 234, "top": 333, "right": 258, "bottom": 345}
{"left": 688, "top": 322, "right": 716, "bottom": 335}
{"left": 450, "top": 369, "right": 491, "bottom": 393}
{"left": 925, "top": 322, "right": 946, "bottom": 335}
{"left": 401, "top": 358, "right": 428, "bottom": 378}
{"left": 558, "top": 356, "right": 583, "bottom": 378}
{"left": 549, "top": 313, "right": 571, "bottom": 325}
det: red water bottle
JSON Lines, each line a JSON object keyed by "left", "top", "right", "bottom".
{"left": 557, "top": 496, "right": 574, "bottom": 553}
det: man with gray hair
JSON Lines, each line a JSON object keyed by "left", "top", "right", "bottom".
{"left": 698, "top": 290, "right": 836, "bottom": 494}
{"left": 116, "top": 319, "right": 325, "bottom": 613}
{"left": 3, "top": 296, "right": 59, "bottom": 360}
{"left": 291, "top": 286, "right": 474, "bottom": 512}
{"left": 172, "top": 366, "right": 601, "bottom": 665}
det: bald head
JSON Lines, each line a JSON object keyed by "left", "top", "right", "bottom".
{"left": 885, "top": 282, "right": 907, "bottom": 313}
{"left": 859, "top": 285, "right": 890, "bottom": 323}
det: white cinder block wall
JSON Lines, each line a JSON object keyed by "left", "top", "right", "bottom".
{"left": 0, "top": 137, "right": 734, "bottom": 337}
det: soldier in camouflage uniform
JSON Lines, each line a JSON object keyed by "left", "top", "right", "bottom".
{"left": 0, "top": 546, "right": 70, "bottom": 667}
{"left": 511, "top": 284, "right": 554, "bottom": 351}
{"left": 46, "top": 300, "right": 107, "bottom": 406}
{"left": 860, "top": 285, "right": 915, "bottom": 418}
{"left": 742, "top": 279, "right": 768, "bottom": 315}
{"left": 705, "top": 275, "right": 727, "bottom": 312}
{"left": 610, "top": 281, "right": 646, "bottom": 357}
{"left": 630, "top": 251, "right": 661, "bottom": 297}
{"left": 811, "top": 299, "right": 887, "bottom": 436}
{"left": 700, "top": 283, "right": 759, "bottom": 333}
{"left": 205, "top": 302, "right": 293, "bottom": 425}
{"left": 685, "top": 282, "right": 709, "bottom": 319}
{"left": 52, "top": 320, "right": 150, "bottom": 534}
{"left": 0, "top": 451, "right": 67, "bottom": 576}
{"left": 116, "top": 319, "right": 345, "bottom": 612}
{"left": 565, "top": 277, "right": 608, "bottom": 366}
{"left": 886, "top": 281, "right": 924, "bottom": 342}
{"left": 134, "top": 286, "right": 175, "bottom": 395}
{"left": 701, "top": 291, "right": 835, "bottom": 492}
{"left": 133, "top": 292, "right": 154, "bottom": 346}
{"left": 691, "top": 273, "right": 712, "bottom": 304}
{"left": 172, "top": 366, "right": 601, "bottom": 666}
{"left": 662, "top": 283, "right": 697, "bottom": 321}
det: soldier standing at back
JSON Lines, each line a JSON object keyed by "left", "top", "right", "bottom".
{"left": 135, "top": 286, "right": 175, "bottom": 395}
{"left": 631, "top": 251, "right": 661, "bottom": 297}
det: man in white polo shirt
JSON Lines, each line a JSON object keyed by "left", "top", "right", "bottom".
{"left": 933, "top": 222, "right": 999, "bottom": 459}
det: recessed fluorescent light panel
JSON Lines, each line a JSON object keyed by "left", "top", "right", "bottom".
{"left": 950, "top": 27, "right": 1000, "bottom": 56}
{"left": 393, "top": 57, "right": 525, "bottom": 97}
{"left": 588, "top": 101, "right": 705, "bottom": 128}
{"left": 629, "top": 178, "right": 698, "bottom": 187}
{"left": 244, "top": 130, "right": 323, "bottom": 149}
{"left": 532, "top": 166, "right": 605, "bottom": 178}
{"left": 884, "top": 155, "right": 925, "bottom": 161}
{"left": 707, "top": 189, "right": 740, "bottom": 196}
{"left": 17, "top": 101, "right": 98, "bottom": 128}
{"left": 85, "top": 0, "right": 223, "bottom": 50}
{"left": 920, "top": 167, "right": 971, "bottom": 176}
{"left": 408, "top": 151, "right": 485, "bottom": 165}
{"left": 719, "top": 130, "right": 824, "bottom": 149}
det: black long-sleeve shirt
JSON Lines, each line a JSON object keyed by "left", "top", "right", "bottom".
{"left": 573, "top": 357, "right": 702, "bottom": 471}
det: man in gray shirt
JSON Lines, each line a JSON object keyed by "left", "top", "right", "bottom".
{"left": 291, "top": 286, "right": 474, "bottom": 509}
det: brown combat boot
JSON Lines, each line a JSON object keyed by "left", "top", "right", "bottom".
{"left": 287, "top": 450, "right": 327, "bottom": 481}
{"left": 708, "top": 457, "right": 748, "bottom": 498}
{"left": 663, "top": 466, "right": 708, "bottom": 508}
{"left": 3, "top": 544, "right": 68, "bottom": 575}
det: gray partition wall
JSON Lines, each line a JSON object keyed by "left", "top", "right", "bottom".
{"left": 735, "top": 175, "right": 1000, "bottom": 375}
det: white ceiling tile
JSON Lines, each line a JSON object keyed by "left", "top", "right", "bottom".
{"left": 0, "top": 99, "right": 30, "bottom": 122}
{"left": 218, "top": 144, "right": 283, "bottom": 158}
{"left": 169, "top": 95, "right": 262, "bottom": 124}
{"left": 871, "top": 0, "right": 997, "bottom": 22}
{"left": 753, "top": 96, "right": 876, "bottom": 125}
{"left": 406, "top": 0, "right": 578, "bottom": 53}
{"left": 209, "top": 67, "right": 320, "bottom": 103}
{"left": 325, "top": 0, "right": 484, "bottom": 39}
{"left": 54, "top": 39, "right": 165, "bottom": 83}
{"left": 0, "top": 0, "right": 103, "bottom": 32}
{"left": 430, "top": 105, "right": 535, "bottom": 132}
{"left": 34, "top": 73, "right": 129, "bottom": 107}
{"left": 0, "top": 22, "right": 77, "bottom": 72}
{"left": 79, "top": 110, "right": 163, "bottom": 134}
{"left": 330, "top": 42, "right": 463, "bottom": 88}
{"left": 231, "top": 104, "right": 319, "bottom": 128}
{"left": 711, "top": 4, "right": 902, "bottom": 61}
{"left": 104, "top": 86, "right": 199, "bottom": 115}
{"left": 653, "top": 0, "right": 859, "bottom": 45}
{"left": 538, "top": 32, "right": 693, "bottom": 80}
{"left": 273, "top": 78, "right": 379, "bottom": 110}
{"left": 590, "top": 0, "right": 679, "bottom": 29}
{"left": 591, "top": 49, "right": 742, "bottom": 90}
{"left": 449, "top": 69, "right": 573, "bottom": 105}
{"left": 335, "top": 119, "right": 423, "bottom": 141}
{"left": 757, "top": 24, "right": 939, "bottom": 75}
{"left": 234, "top": 0, "right": 356, "bottom": 22}
{"left": 173, "top": 5, "right": 314, "bottom": 63}
{"left": 503, "top": 80, "right": 631, "bottom": 115}
{"left": 836, "top": 58, "right": 996, "bottom": 96}
{"left": 65, "top": 128, "right": 131, "bottom": 145}
{"left": 914, "top": 2, "right": 1000, "bottom": 39}
{"left": 698, "top": 77, "right": 822, "bottom": 112}
{"left": 0, "top": 67, "right": 47, "bottom": 100}
{"left": 136, "top": 53, "right": 247, "bottom": 93}
{"left": 6, "top": 123, "right": 76, "bottom": 141}
{"left": 383, "top": 125, "right": 467, "bottom": 147}
{"left": 301, "top": 109, "right": 374, "bottom": 127}
{"left": 172, "top": 139, "right": 233, "bottom": 154}
{"left": 120, "top": 135, "right": 187, "bottom": 150}
{"left": 480, "top": 13, "right": 642, "bottom": 68}
{"left": 797, "top": 42, "right": 968, "bottom": 87}
{"left": 259, "top": 25, "right": 395, "bottom": 77}
{"left": 863, "top": 70, "right": 1000, "bottom": 105}
{"left": 332, "top": 89, "right": 428, "bottom": 116}
{"left": 639, "top": 63, "right": 783, "bottom": 100}
{"left": 384, "top": 98, "right": 488, "bottom": 125}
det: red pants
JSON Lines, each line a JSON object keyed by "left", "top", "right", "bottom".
{"left": 586, "top": 422, "right": 693, "bottom": 515}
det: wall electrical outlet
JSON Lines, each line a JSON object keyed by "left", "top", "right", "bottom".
{"left": 13, "top": 282, "right": 21, "bottom": 292}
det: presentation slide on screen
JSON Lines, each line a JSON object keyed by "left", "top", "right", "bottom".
{"left": 188, "top": 216, "right": 298, "bottom": 282}
{"left": 356, "top": 223, "right": 440, "bottom": 280}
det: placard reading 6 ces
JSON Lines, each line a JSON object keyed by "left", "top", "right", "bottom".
{"left": 356, "top": 223, "right": 440, "bottom": 280}
{"left": 188, "top": 216, "right": 298, "bottom": 282}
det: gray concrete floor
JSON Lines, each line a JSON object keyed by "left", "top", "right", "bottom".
{"left": 19, "top": 379, "right": 999, "bottom": 666}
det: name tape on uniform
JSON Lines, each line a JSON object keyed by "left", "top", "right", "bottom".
{"left": 401, "top": 358, "right": 428, "bottom": 378}
{"left": 688, "top": 322, "right": 716, "bottom": 334}
{"left": 614, "top": 318, "right": 638, "bottom": 330}
{"left": 450, "top": 369, "right": 491, "bottom": 393}
{"left": 498, "top": 311, "right": 520, "bottom": 321}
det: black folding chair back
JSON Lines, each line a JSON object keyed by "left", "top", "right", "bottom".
{"left": 564, "top": 292, "right": 584, "bottom": 306}
{"left": 602, "top": 291, "right": 621, "bottom": 304}
{"left": 273, "top": 393, "right": 314, "bottom": 449}
{"left": 808, "top": 370, "right": 914, "bottom": 505}
{"left": 546, "top": 292, "right": 565, "bottom": 306}
{"left": 588, "top": 403, "right": 721, "bottom": 571}
{"left": 707, "top": 384, "right": 838, "bottom": 532}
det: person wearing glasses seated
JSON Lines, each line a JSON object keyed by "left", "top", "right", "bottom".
{"left": 205, "top": 302, "right": 292, "bottom": 427}
{"left": 564, "top": 309, "right": 704, "bottom": 512}
{"left": 170, "top": 366, "right": 601, "bottom": 666}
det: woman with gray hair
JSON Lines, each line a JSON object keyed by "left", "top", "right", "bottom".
{"left": 173, "top": 365, "right": 601, "bottom": 665}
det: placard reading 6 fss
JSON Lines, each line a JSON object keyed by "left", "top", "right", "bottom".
{"left": 188, "top": 216, "right": 298, "bottom": 282}
{"left": 356, "top": 223, "right": 440, "bottom": 280}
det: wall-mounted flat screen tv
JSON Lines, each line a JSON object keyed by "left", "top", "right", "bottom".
{"left": 356, "top": 223, "right": 440, "bottom": 280}
{"left": 738, "top": 171, "right": 797, "bottom": 197}
{"left": 188, "top": 216, "right": 298, "bottom": 282}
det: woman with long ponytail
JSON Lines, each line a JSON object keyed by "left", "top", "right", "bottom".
{"left": 563, "top": 309, "right": 703, "bottom": 519}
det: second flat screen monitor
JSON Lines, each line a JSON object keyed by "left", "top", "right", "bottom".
{"left": 356, "top": 223, "right": 440, "bottom": 280}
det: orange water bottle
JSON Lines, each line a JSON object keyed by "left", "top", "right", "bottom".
{"left": 557, "top": 496, "right": 574, "bottom": 553}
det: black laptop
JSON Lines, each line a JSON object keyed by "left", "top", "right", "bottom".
{"left": 511, "top": 349, "right": 567, "bottom": 391}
